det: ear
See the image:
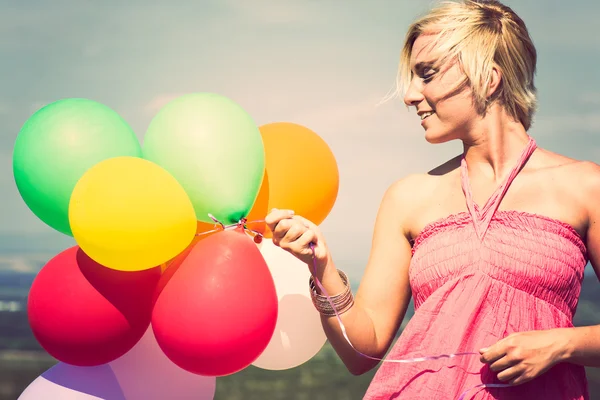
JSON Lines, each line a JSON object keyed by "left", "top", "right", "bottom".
{"left": 487, "top": 65, "right": 502, "bottom": 98}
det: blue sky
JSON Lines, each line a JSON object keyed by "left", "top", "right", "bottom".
{"left": 1, "top": 0, "right": 599, "bottom": 278}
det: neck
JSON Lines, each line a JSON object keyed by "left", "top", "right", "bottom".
{"left": 461, "top": 105, "right": 531, "bottom": 183}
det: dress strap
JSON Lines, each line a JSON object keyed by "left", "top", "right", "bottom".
{"left": 460, "top": 137, "right": 537, "bottom": 240}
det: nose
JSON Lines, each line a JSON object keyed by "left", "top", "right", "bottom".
{"left": 403, "top": 78, "right": 424, "bottom": 108}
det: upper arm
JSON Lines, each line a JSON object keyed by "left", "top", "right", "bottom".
{"left": 354, "top": 175, "right": 420, "bottom": 356}
{"left": 584, "top": 163, "right": 600, "bottom": 278}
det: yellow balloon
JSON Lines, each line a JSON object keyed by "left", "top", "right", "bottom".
{"left": 69, "top": 156, "right": 197, "bottom": 271}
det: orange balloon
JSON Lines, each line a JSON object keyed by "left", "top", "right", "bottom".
{"left": 250, "top": 122, "right": 339, "bottom": 236}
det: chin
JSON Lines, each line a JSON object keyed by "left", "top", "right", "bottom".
{"left": 424, "top": 130, "right": 453, "bottom": 144}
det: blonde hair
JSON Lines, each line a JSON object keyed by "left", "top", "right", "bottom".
{"left": 396, "top": 0, "right": 537, "bottom": 130}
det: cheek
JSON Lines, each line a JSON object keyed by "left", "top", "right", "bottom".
{"left": 421, "top": 83, "right": 453, "bottom": 108}
{"left": 421, "top": 88, "right": 439, "bottom": 108}
{"left": 428, "top": 91, "right": 474, "bottom": 119}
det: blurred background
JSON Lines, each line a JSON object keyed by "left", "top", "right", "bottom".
{"left": 2, "top": 0, "right": 600, "bottom": 398}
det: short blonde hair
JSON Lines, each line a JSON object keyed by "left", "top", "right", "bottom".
{"left": 397, "top": 0, "right": 537, "bottom": 130}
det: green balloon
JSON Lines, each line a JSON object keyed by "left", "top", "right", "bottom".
{"left": 142, "top": 93, "right": 265, "bottom": 225}
{"left": 13, "top": 98, "right": 142, "bottom": 236}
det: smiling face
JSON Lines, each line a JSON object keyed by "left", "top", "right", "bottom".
{"left": 404, "top": 34, "right": 481, "bottom": 144}
{"left": 396, "top": 1, "right": 538, "bottom": 141}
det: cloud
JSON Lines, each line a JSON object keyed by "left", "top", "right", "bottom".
{"left": 0, "top": 256, "right": 43, "bottom": 273}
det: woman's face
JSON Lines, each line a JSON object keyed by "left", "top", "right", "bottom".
{"left": 404, "top": 34, "right": 481, "bottom": 144}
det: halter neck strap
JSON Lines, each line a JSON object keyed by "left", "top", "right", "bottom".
{"left": 460, "top": 137, "right": 537, "bottom": 240}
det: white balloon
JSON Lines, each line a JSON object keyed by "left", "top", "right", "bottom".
{"left": 110, "top": 327, "right": 216, "bottom": 400}
{"left": 252, "top": 239, "right": 327, "bottom": 370}
{"left": 18, "top": 363, "right": 125, "bottom": 399}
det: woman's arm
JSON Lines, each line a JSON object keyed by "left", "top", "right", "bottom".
{"left": 318, "top": 176, "right": 418, "bottom": 375}
{"left": 266, "top": 175, "right": 421, "bottom": 375}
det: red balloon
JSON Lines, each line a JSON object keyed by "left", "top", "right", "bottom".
{"left": 27, "top": 246, "right": 161, "bottom": 366}
{"left": 152, "top": 227, "right": 278, "bottom": 376}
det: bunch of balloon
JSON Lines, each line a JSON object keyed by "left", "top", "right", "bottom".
{"left": 12, "top": 98, "right": 197, "bottom": 369}
{"left": 247, "top": 122, "right": 340, "bottom": 370}
{"left": 13, "top": 93, "right": 340, "bottom": 398}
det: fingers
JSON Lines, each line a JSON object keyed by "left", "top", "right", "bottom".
{"left": 488, "top": 355, "right": 517, "bottom": 373}
{"left": 272, "top": 216, "right": 309, "bottom": 247}
{"left": 264, "top": 208, "right": 320, "bottom": 256}
{"left": 479, "top": 345, "right": 506, "bottom": 365}
{"left": 279, "top": 218, "right": 306, "bottom": 245}
{"left": 496, "top": 365, "right": 523, "bottom": 384}
{"left": 295, "top": 229, "right": 317, "bottom": 253}
{"left": 264, "top": 208, "right": 295, "bottom": 233}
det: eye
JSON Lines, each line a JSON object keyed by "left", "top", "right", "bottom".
{"left": 422, "top": 69, "right": 437, "bottom": 83}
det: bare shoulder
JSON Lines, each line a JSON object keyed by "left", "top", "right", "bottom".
{"left": 381, "top": 155, "right": 461, "bottom": 236}
{"left": 561, "top": 159, "right": 600, "bottom": 242}
{"left": 536, "top": 148, "right": 600, "bottom": 189}
{"left": 534, "top": 148, "right": 600, "bottom": 223}
{"left": 384, "top": 172, "right": 442, "bottom": 208}
{"left": 567, "top": 159, "right": 600, "bottom": 201}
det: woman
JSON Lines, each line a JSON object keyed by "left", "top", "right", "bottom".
{"left": 265, "top": 0, "right": 600, "bottom": 398}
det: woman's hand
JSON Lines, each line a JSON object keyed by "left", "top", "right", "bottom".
{"left": 479, "top": 329, "right": 571, "bottom": 385}
{"left": 264, "top": 208, "right": 330, "bottom": 274}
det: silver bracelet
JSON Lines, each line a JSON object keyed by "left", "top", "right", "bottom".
{"left": 309, "top": 269, "right": 354, "bottom": 316}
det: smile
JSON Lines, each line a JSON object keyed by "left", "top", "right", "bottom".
{"left": 420, "top": 111, "right": 435, "bottom": 120}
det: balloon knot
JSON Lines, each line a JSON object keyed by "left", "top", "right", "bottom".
{"left": 205, "top": 214, "right": 263, "bottom": 243}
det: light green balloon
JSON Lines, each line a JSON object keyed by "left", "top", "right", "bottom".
{"left": 13, "top": 98, "right": 142, "bottom": 236}
{"left": 142, "top": 93, "right": 265, "bottom": 225}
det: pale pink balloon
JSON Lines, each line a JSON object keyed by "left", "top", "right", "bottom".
{"left": 18, "top": 363, "right": 126, "bottom": 399}
{"left": 109, "top": 327, "right": 216, "bottom": 399}
{"left": 252, "top": 239, "right": 327, "bottom": 370}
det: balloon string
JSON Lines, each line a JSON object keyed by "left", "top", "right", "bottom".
{"left": 307, "top": 242, "right": 512, "bottom": 399}
{"left": 193, "top": 214, "right": 266, "bottom": 242}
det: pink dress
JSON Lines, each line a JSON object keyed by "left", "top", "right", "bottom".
{"left": 363, "top": 137, "right": 589, "bottom": 399}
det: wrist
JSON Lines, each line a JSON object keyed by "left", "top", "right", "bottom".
{"left": 555, "top": 327, "right": 577, "bottom": 363}
{"left": 309, "top": 269, "right": 354, "bottom": 316}
{"left": 315, "top": 261, "right": 342, "bottom": 291}
{"left": 309, "top": 251, "right": 333, "bottom": 279}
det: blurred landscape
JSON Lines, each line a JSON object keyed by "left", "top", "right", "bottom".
{"left": 2, "top": 233, "right": 600, "bottom": 399}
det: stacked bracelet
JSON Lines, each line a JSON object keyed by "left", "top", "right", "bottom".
{"left": 309, "top": 269, "right": 354, "bottom": 317}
